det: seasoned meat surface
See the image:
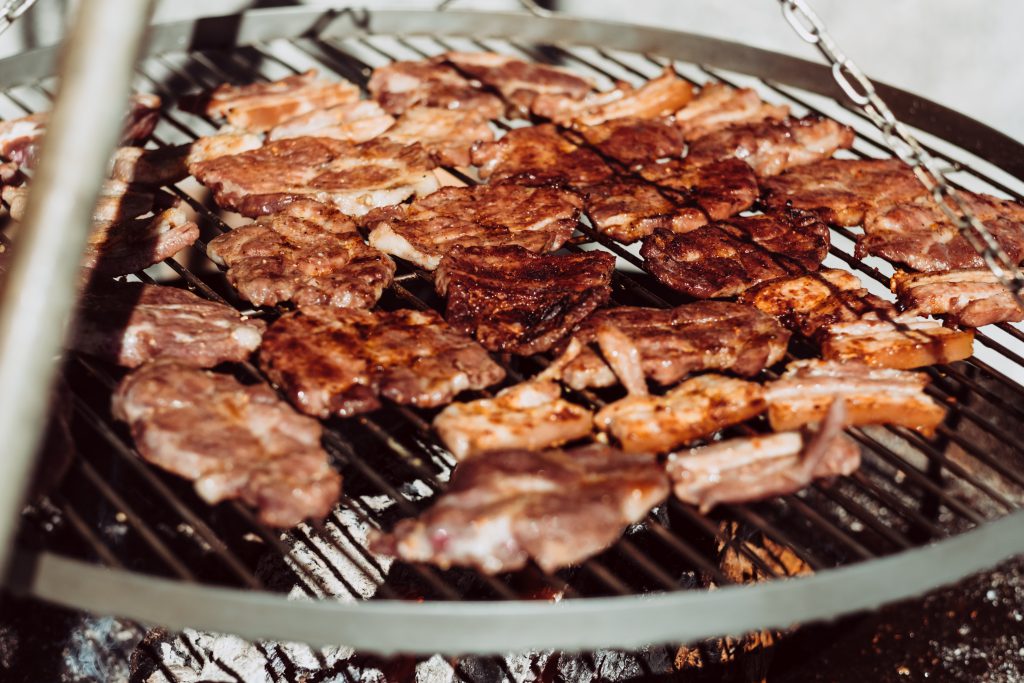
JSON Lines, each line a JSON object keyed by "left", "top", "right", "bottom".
{"left": 267, "top": 100, "right": 395, "bottom": 143}
{"left": 472, "top": 123, "right": 614, "bottom": 187}
{"left": 531, "top": 67, "right": 694, "bottom": 126}
{"left": 83, "top": 204, "right": 200, "bottom": 276}
{"left": 367, "top": 59, "right": 505, "bottom": 118}
{"left": 720, "top": 209, "right": 830, "bottom": 271}
{"left": 673, "top": 82, "right": 789, "bottom": 141}
{"left": 207, "top": 200, "right": 395, "bottom": 309}
{"left": 435, "top": 245, "right": 616, "bottom": 354}
{"left": 189, "top": 136, "right": 439, "bottom": 217}
{"left": 73, "top": 283, "right": 264, "bottom": 368}
{"left": 582, "top": 179, "right": 705, "bottom": 244}
{"left": 381, "top": 107, "right": 495, "bottom": 167}
{"left": 892, "top": 268, "right": 1024, "bottom": 328}
{"left": 639, "top": 157, "right": 758, "bottom": 220}
{"left": 365, "top": 183, "right": 581, "bottom": 270}
{"left": 110, "top": 133, "right": 263, "bottom": 186}
{"left": 556, "top": 301, "right": 791, "bottom": 390}
{"left": 260, "top": 306, "right": 505, "bottom": 418}
{"left": 576, "top": 117, "right": 685, "bottom": 169}
{"left": 821, "top": 314, "right": 974, "bottom": 369}
{"left": 371, "top": 444, "right": 668, "bottom": 574}
{"left": 112, "top": 362, "right": 340, "bottom": 527}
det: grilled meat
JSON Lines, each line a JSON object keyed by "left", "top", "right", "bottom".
{"left": 380, "top": 106, "right": 495, "bottom": 167}
{"left": 199, "top": 70, "right": 359, "bottom": 132}
{"left": 638, "top": 157, "right": 759, "bottom": 220}
{"left": 112, "top": 361, "right": 341, "bottom": 527}
{"left": 367, "top": 59, "right": 505, "bottom": 118}
{"left": 365, "top": 183, "right": 581, "bottom": 270}
{"left": 892, "top": 268, "right": 1024, "bottom": 328}
{"left": 189, "top": 136, "right": 440, "bottom": 217}
{"left": 83, "top": 204, "right": 200, "bottom": 276}
{"left": 433, "top": 380, "right": 593, "bottom": 460}
{"left": 684, "top": 115, "right": 854, "bottom": 177}
{"left": 472, "top": 123, "right": 614, "bottom": 187}
{"left": 582, "top": 179, "right": 705, "bottom": 243}
{"left": 5, "top": 179, "right": 159, "bottom": 226}
{"left": 260, "top": 306, "right": 505, "bottom": 418}
{"left": 443, "top": 51, "right": 594, "bottom": 117}
{"left": 765, "top": 359, "right": 945, "bottom": 434}
{"left": 207, "top": 199, "right": 395, "bottom": 309}
{"left": 556, "top": 301, "right": 790, "bottom": 390}
{"left": 725, "top": 209, "right": 830, "bottom": 271}
{"left": 109, "top": 133, "right": 263, "bottom": 186}
{"left": 72, "top": 283, "right": 265, "bottom": 368}
{"left": 532, "top": 67, "right": 694, "bottom": 126}
{"left": 821, "top": 314, "right": 974, "bottom": 369}
{"left": 673, "top": 82, "right": 789, "bottom": 141}
{"left": 859, "top": 195, "right": 1024, "bottom": 271}
{"left": 435, "top": 245, "right": 615, "bottom": 354}
{"left": 267, "top": 100, "right": 395, "bottom": 143}
{"left": 575, "top": 117, "right": 685, "bottom": 169}
{"left": 760, "top": 158, "right": 925, "bottom": 226}
{"left": 371, "top": 444, "right": 668, "bottom": 574}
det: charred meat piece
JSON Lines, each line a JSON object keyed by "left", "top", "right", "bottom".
{"left": 596, "top": 374, "right": 767, "bottom": 453}
{"left": 207, "top": 200, "right": 395, "bottom": 309}
{"left": 532, "top": 67, "right": 694, "bottom": 126}
{"left": 859, "top": 195, "right": 1024, "bottom": 271}
{"left": 72, "top": 283, "right": 265, "bottom": 368}
{"left": 109, "top": 133, "right": 263, "bottom": 186}
{"left": 260, "top": 306, "right": 505, "bottom": 418}
{"left": 684, "top": 115, "right": 854, "bottom": 177}
{"left": 199, "top": 70, "right": 359, "bottom": 132}
{"left": 112, "top": 362, "right": 341, "bottom": 527}
{"left": 83, "top": 204, "right": 200, "bottom": 276}
{"left": 433, "top": 380, "right": 593, "bottom": 460}
{"left": 472, "top": 123, "right": 614, "bottom": 187}
{"left": 435, "top": 245, "right": 615, "bottom": 354}
{"left": 443, "top": 51, "right": 594, "bottom": 117}
{"left": 673, "top": 82, "right": 789, "bottom": 141}
{"left": 371, "top": 444, "right": 668, "bottom": 574}
{"left": 190, "top": 136, "right": 439, "bottom": 217}
{"left": 760, "top": 158, "right": 925, "bottom": 226}
{"left": 367, "top": 59, "right": 505, "bottom": 118}
{"left": 576, "top": 117, "right": 685, "bottom": 169}
{"left": 556, "top": 301, "right": 790, "bottom": 390}
{"left": 740, "top": 269, "right": 897, "bottom": 341}
{"left": 267, "top": 100, "right": 395, "bottom": 143}
{"left": 721, "top": 209, "right": 830, "bottom": 271}
{"left": 892, "top": 268, "right": 1024, "bottom": 328}
{"left": 582, "top": 179, "right": 705, "bottom": 244}
{"left": 639, "top": 157, "right": 758, "bottom": 220}
{"left": 365, "top": 183, "right": 581, "bottom": 270}
{"left": 821, "top": 314, "right": 974, "bottom": 369}
{"left": 381, "top": 107, "right": 495, "bottom": 167}
{"left": 765, "top": 359, "right": 946, "bottom": 435}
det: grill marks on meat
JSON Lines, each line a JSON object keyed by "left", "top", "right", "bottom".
{"left": 371, "top": 445, "right": 668, "bottom": 574}
{"left": 820, "top": 314, "right": 974, "bottom": 369}
{"left": 576, "top": 117, "right": 685, "bottom": 170}
{"left": 380, "top": 107, "right": 495, "bottom": 167}
{"left": 189, "top": 136, "right": 440, "bottom": 217}
{"left": 200, "top": 70, "right": 360, "bottom": 132}
{"left": 110, "top": 133, "right": 263, "bottom": 187}
{"left": 582, "top": 179, "right": 706, "bottom": 243}
{"left": 112, "top": 362, "right": 341, "bottom": 527}
{"left": 725, "top": 209, "right": 830, "bottom": 271}
{"left": 638, "top": 158, "right": 759, "bottom": 221}
{"left": 556, "top": 302, "right": 790, "bottom": 390}
{"left": 472, "top": 123, "right": 614, "bottom": 187}
{"left": 433, "top": 380, "right": 593, "bottom": 460}
{"left": 765, "top": 359, "right": 946, "bottom": 435}
{"left": 72, "top": 283, "right": 265, "bottom": 368}
{"left": 673, "top": 82, "right": 789, "bottom": 141}
{"left": 206, "top": 200, "right": 395, "bottom": 309}
{"left": 259, "top": 306, "right": 504, "bottom": 418}
{"left": 892, "top": 268, "right": 1024, "bottom": 328}
{"left": 267, "top": 100, "right": 395, "bottom": 143}
{"left": 684, "top": 115, "right": 854, "bottom": 177}
{"left": 532, "top": 67, "right": 694, "bottom": 126}
{"left": 367, "top": 59, "right": 505, "bottom": 118}
{"left": 435, "top": 245, "right": 615, "bottom": 354}
{"left": 365, "top": 184, "right": 581, "bottom": 270}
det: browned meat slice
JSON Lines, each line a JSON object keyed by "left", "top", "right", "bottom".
{"left": 4, "top": 180, "right": 159, "bottom": 226}
{"left": 199, "top": 70, "right": 359, "bottom": 132}
{"left": 673, "top": 82, "right": 789, "bottom": 141}
{"left": 72, "top": 283, "right": 265, "bottom": 368}
{"left": 575, "top": 117, "right": 685, "bottom": 169}
{"left": 639, "top": 157, "right": 758, "bottom": 220}
{"left": 207, "top": 200, "right": 395, "bottom": 309}
{"left": 365, "top": 184, "right": 581, "bottom": 270}
{"left": 582, "top": 179, "right": 705, "bottom": 244}
{"left": 84, "top": 204, "right": 200, "bottom": 276}
{"left": 435, "top": 245, "right": 615, "bottom": 354}
{"left": 859, "top": 195, "right": 1024, "bottom": 271}
{"left": 371, "top": 444, "right": 668, "bottom": 574}
{"left": 723, "top": 209, "right": 830, "bottom": 271}
{"left": 765, "top": 359, "right": 945, "bottom": 435}
{"left": 685, "top": 116, "right": 854, "bottom": 177}
{"left": 260, "top": 306, "right": 505, "bottom": 418}
{"left": 596, "top": 374, "right": 767, "bottom": 453}
{"left": 556, "top": 301, "right": 791, "bottom": 390}
{"left": 532, "top": 67, "right": 694, "bottom": 126}
{"left": 367, "top": 59, "right": 505, "bottom": 118}
{"left": 433, "top": 381, "right": 593, "bottom": 460}
{"left": 760, "top": 158, "right": 925, "bottom": 226}
{"left": 112, "top": 361, "right": 341, "bottom": 527}
{"left": 122, "top": 93, "right": 162, "bottom": 145}
{"left": 443, "top": 51, "right": 594, "bottom": 117}
{"left": 740, "top": 269, "right": 897, "bottom": 341}
{"left": 472, "top": 123, "right": 614, "bottom": 187}
{"left": 821, "top": 314, "right": 974, "bottom": 369}
{"left": 267, "top": 100, "right": 395, "bottom": 143}
{"left": 892, "top": 268, "right": 1024, "bottom": 328}
{"left": 109, "top": 133, "right": 263, "bottom": 186}
{"left": 381, "top": 107, "right": 495, "bottom": 167}
{"left": 189, "top": 136, "right": 439, "bottom": 217}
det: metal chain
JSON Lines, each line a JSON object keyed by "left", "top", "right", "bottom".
{"left": 779, "top": 0, "right": 1024, "bottom": 307}
{"left": 0, "top": 0, "right": 38, "bottom": 39}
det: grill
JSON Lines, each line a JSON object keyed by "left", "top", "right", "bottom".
{"left": 5, "top": 4, "right": 1024, "bottom": 667}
